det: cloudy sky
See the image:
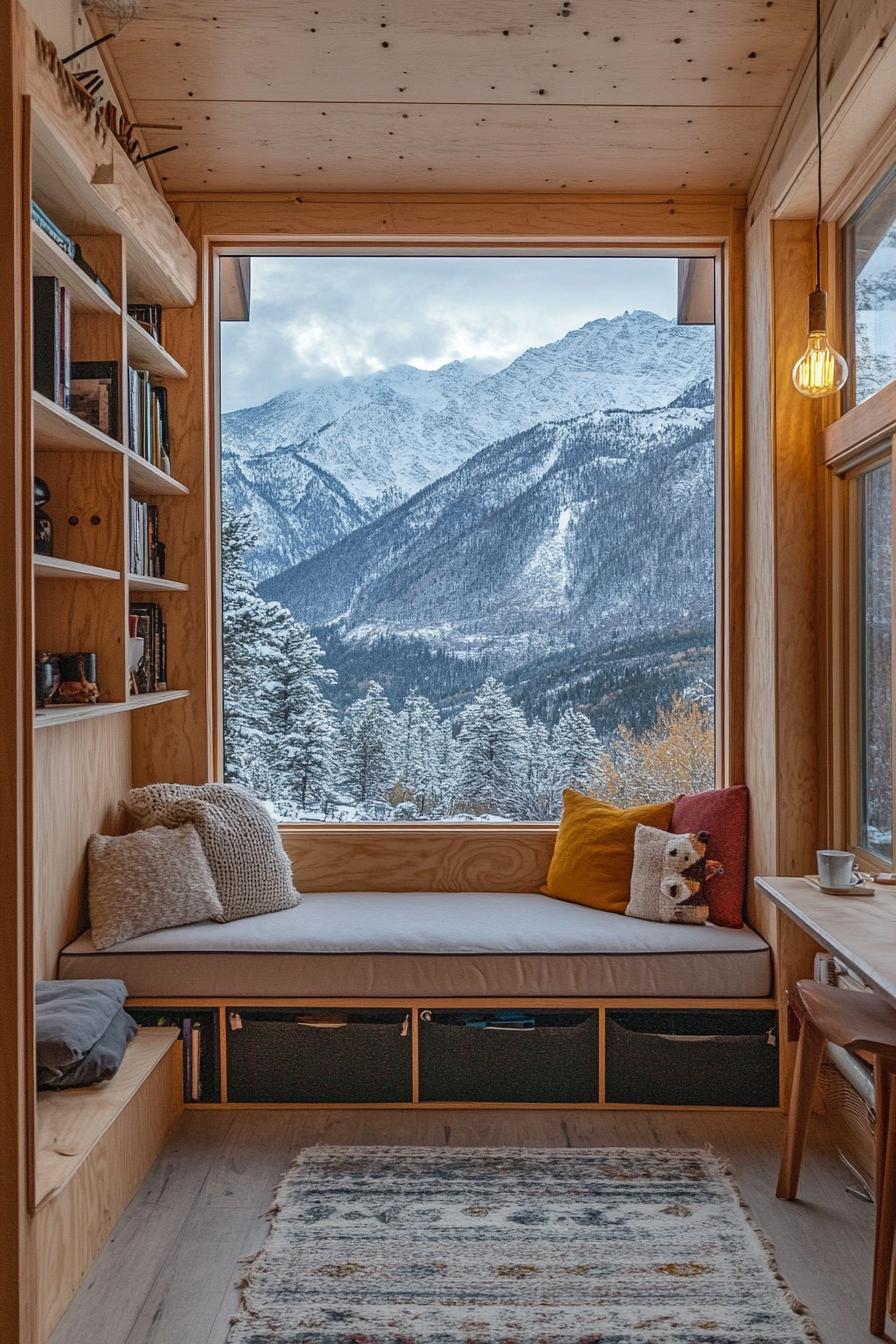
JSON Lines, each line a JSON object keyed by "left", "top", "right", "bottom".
{"left": 220, "top": 254, "right": 679, "bottom": 412}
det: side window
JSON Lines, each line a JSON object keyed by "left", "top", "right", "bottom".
{"left": 843, "top": 168, "right": 896, "bottom": 407}
{"left": 855, "top": 454, "right": 893, "bottom": 861}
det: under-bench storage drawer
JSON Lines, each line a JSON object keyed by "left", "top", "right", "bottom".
{"left": 418, "top": 1010, "right": 598, "bottom": 1103}
{"left": 225, "top": 1009, "right": 412, "bottom": 1103}
{"left": 605, "top": 1009, "right": 779, "bottom": 1108}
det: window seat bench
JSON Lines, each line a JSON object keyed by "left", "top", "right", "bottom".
{"left": 58, "top": 889, "right": 771, "bottom": 999}
{"left": 56, "top": 895, "right": 778, "bottom": 1111}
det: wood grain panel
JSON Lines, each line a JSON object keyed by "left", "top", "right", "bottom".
{"left": 771, "top": 218, "right": 823, "bottom": 876}
{"left": 743, "top": 209, "right": 777, "bottom": 878}
{"left": 135, "top": 101, "right": 777, "bottom": 196}
{"left": 33, "top": 715, "right": 131, "bottom": 980}
{"left": 98, "top": 0, "right": 812, "bottom": 107}
{"left": 192, "top": 194, "right": 742, "bottom": 244}
{"left": 32, "top": 1036, "right": 182, "bottom": 1343}
{"left": 281, "top": 824, "right": 557, "bottom": 893}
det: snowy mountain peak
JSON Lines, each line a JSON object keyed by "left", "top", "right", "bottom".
{"left": 223, "top": 308, "right": 715, "bottom": 578}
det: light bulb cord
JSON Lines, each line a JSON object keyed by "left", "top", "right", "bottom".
{"left": 815, "top": 0, "right": 822, "bottom": 293}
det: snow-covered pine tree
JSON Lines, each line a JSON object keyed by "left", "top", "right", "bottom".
{"left": 283, "top": 686, "right": 338, "bottom": 814}
{"left": 221, "top": 505, "right": 285, "bottom": 798}
{"left": 338, "top": 680, "right": 397, "bottom": 807}
{"left": 552, "top": 707, "right": 601, "bottom": 794}
{"left": 455, "top": 676, "right": 530, "bottom": 817}
{"left": 394, "top": 690, "right": 444, "bottom": 816}
{"left": 502, "top": 718, "right": 562, "bottom": 819}
{"left": 222, "top": 503, "right": 338, "bottom": 812}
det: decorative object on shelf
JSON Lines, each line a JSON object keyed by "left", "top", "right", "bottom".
{"left": 70, "top": 359, "right": 119, "bottom": 437}
{"left": 56, "top": 652, "right": 100, "bottom": 704}
{"left": 35, "top": 652, "right": 60, "bottom": 708}
{"left": 792, "top": 0, "right": 849, "bottom": 399}
{"left": 34, "top": 477, "right": 53, "bottom": 556}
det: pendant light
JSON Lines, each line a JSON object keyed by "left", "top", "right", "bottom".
{"left": 792, "top": 0, "right": 849, "bottom": 398}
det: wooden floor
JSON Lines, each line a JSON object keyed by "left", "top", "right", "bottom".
{"left": 51, "top": 1108, "right": 882, "bottom": 1344}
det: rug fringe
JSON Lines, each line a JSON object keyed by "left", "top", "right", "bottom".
{"left": 703, "top": 1145, "right": 823, "bottom": 1344}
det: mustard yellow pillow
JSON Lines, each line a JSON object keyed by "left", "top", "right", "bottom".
{"left": 541, "top": 790, "right": 675, "bottom": 914}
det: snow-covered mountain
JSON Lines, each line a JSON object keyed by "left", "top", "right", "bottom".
{"left": 223, "top": 311, "right": 715, "bottom": 577}
{"left": 260, "top": 379, "right": 715, "bottom": 701}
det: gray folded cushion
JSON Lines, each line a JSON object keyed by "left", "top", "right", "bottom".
{"left": 35, "top": 979, "right": 127, "bottom": 1083}
{"left": 125, "top": 782, "right": 300, "bottom": 922}
{"left": 88, "top": 822, "right": 223, "bottom": 949}
{"left": 39, "top": 1008, "right": 138, "bottom": 1091}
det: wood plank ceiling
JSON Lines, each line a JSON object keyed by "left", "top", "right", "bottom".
{"left": 93, "top": 0, "right": 816, "bottom": 196}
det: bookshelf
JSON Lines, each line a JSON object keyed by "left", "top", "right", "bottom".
{"left": 27, "top": 25, "right": 197, "bottom": 731}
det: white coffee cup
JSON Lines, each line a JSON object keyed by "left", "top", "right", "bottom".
{"left": 817, "top": 849, "right": 859, "bottom": 889}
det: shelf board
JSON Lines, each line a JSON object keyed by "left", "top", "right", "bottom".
{"left": 30, "top": 222, "right": 121, "bottom": 316}
{"left": 35, "top": 1028, "right": 180, "bottom": 1207}
{"left": 128, "top": 573, "right": 189, "bottom": 592}
{"left": 34, "top": 555, "right": 120, "bottom": 582}
{"left": 33, "top": 391, "right": 124, "bottom": 454}
{"left": 126, "top": 316, "right": 187, "bottom": 380}
{"left": 127, "top": 451, "right": 189, "bottom": 497}
{"left": 34, "top": 689, "right": 190, "bottom": 729}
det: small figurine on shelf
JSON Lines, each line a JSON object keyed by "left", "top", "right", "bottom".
{"left": 34, "top": 478, "right": 53, "bottom": 556}
{"left": 56, "top": 652, "right": 100, "bottom": 705}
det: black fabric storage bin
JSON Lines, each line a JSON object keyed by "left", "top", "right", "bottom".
{"left": 605, "top": 1009, "right": 778, "bottom": 1108}
{"left": 418, "top": 1010, "right": 598, "bottom": 1103}
{"left": 128, "top": 1007, "right": 220, "bottom": 1103}
{"left": 226, "top": 1009, "right": 412, "bottom": 1103}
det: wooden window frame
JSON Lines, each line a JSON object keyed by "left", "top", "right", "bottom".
{"left": 822, "top": 160, "right": 896, "bottom": 870}
{"left": 200, "top": 202, "right": 744, "bottom": 873}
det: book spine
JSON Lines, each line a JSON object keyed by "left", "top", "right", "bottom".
{"left": 32, "top": 276, "right": 60, "bottom": 402}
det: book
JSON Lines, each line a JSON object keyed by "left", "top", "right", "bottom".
{"left": 190, "top": 1023, "right": 201, "bottom": 1101}
{"left": 127, "top": 303, "right": 163, "bottom": 343}
{"left": 129, "top": 500, "right": 165, "bottom": 576}
{"left": 32, "top": 276, "right": 70, "bottom": 408}
{"left": 129, "top": 600, "right": 167, "bottom": 692}
{"left": 70, "top": 360, "right": 119, "bottom": 438}
{"left": 31, "top": 200, "right": 75, "bottom": 257}
{"left": 182, "top": 1017, "right": 193, "bottom": 1101}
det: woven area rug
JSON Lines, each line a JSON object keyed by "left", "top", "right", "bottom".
{"left": 228, "top": 1146, "right": 819, "bottom": 1344}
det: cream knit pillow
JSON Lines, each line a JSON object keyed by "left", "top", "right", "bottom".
{"left": 124, "top": 782, "right": 300, "bottom": 922}
{"left": 88, "top": 823, "right": 223, "bottom": 949}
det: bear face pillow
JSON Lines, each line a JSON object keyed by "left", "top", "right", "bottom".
{"left": 626, "top": 824, "right": 724, "bottom": 925}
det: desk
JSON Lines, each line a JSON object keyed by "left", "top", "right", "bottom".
{"left": 755, "top": 876, "right": 896, "bottom": 1010}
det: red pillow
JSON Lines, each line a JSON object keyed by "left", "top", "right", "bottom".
{"left": 671, "top": 785, "right": 749, "bottom": 928}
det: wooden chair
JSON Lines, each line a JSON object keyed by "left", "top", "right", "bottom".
{"left": 777, "top": 979, "right": 896, "bottom": 1337}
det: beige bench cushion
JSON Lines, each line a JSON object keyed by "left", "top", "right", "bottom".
{"left": 58, "top": 891, "right": 771, "bottom": 999}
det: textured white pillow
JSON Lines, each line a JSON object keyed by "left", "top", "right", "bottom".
{"left": 88, "top": 823, "right": 223, "bottom": 949}
{"left": 125, "top": 782, "right": 300, "bottom": 922}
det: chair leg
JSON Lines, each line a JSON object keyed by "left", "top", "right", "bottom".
{"left": 777, "top": 1017, "right": 825, "bottom": 1201}
{"left": 870, "top": 1065, "right": 896, "bottom": 1336}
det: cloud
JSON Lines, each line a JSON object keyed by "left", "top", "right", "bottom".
{"left": 220, "top": 254, "right": 680, "bottom": 411}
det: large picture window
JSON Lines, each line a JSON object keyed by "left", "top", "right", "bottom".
{"left": 219, "top": 255, "right": 719, "bottom": 822}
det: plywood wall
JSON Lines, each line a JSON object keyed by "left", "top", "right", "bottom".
{"left": 33, "top": 717, "right": 131, "bottom": 980}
